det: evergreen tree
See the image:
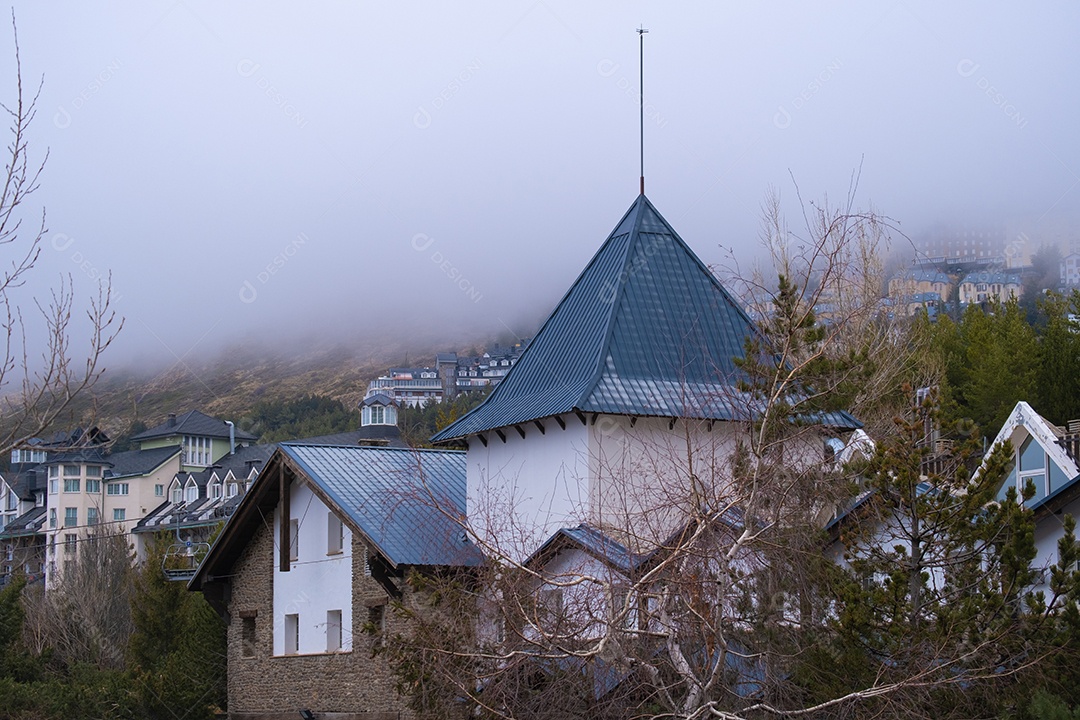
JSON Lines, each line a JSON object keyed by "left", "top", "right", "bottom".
{"left": 129, "top": 533, "right": 226, "bottom": 719}
{"left": 797, "top": 399, "right": 1080, "bottom": 718}
{"left": 1036, "top": 291, "right": 1080, "bottom": 426}
{"left": 959, "top": 300, "right": 1038, "bottom": 437}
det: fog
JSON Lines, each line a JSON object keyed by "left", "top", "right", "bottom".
{"left": 4, "top": 3, "right": 1077, "bottom": 370}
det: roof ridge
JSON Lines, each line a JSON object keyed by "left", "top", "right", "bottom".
{"left": 280, "top": 441, "right": 463, "bottom": 455}
{"left": 436, "top": 198, "right": 643, "bottom": 437}
{"left": 574, "top": 195, "right": 648, "bottom": 410}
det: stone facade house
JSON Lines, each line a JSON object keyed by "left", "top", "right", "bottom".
{"left": 190, "top": 442, "right": 480, "bottom": 719}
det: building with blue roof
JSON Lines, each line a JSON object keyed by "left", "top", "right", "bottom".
{"left": 975, "top": 401, "right": 1080, "bottom": 596}
{"left": 958, "top": 270, "right": 1022, "bottom": 305}
{"left": 189, "top": 441, "right": 478, "bottom": 717}
{"left": 888, "top": 268, "right": 953, "bottom": 303}
{"left": 432, "top": 194, "right": 860, "bottom": 556}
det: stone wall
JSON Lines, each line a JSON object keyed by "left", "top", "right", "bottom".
{"left": 226, "top": 522, "right": 414, "bottom": 720}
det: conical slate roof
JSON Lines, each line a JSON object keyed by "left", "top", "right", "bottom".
{"left": 432, "top": 195, "right": 857, "bottom": 442}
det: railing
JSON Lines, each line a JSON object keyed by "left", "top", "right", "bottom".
{"left": 1060, "top": 432, "right": 1080, "bottom": 462}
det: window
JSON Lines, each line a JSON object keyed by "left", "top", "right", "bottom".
{"left": 326, "top": 609, "right": 342, "bottom": 652}
{"left": 63, "top": 477, "right": 80, "bottom": 493}
{"left": 87, "top": 507, "right": 98, "bottom": 525}
{"left": 241, "top": 616, "right": 257, "bottom": 658}
{"left": 113, "top": 508, "right": 126, "bottom": 521}
{"left": 171, "top": 484, "right": 183, "bottom": 504}
{"left": 48, "top": 465, "right": 58, "bottom": 479}
{"left": 48, "top": 536, "right": 55, "bottom": 556}
{"left": 370, "top": 405, "right": 385, "bottom": 424}
{"left": 367, "top": 604, "right": 385, "bottom": 637}
{"left": 49, "top": 477, "right": 58, "bottom": 495}
{"left": 64, "top": 533, "right": 77, "bottom": 554}
{"left": 154, "top": 484, "right": 163, "bottom": 497}
{"left": 538, "top": 588, "right": 565, "bottom": 627}
{"left": 4, "top": 545, "right": 11, "bottom": 561}
{"left": 86, "top": 465, "right": 101, "bottom": 478}
{"left": 227, "top": 482, "right": 238, "bottom": 498}
{"left": 86, "top": 479, "right": 100, "bottom": 494}
{"left": 10, "top": 449, "right": 45, "bottom": 464}
{"left": 609, "top": 584, "right": 635, "bottom": 630}
{"left": 327, "top": 513, "right": 343, "bottom": 555}
{"left": 49, "top": 509, "right": 56, "bottom": 529}
{"left": 64, "top": 507, "right": 77, "bottom": 527}
{"left": 183, "top": 436, "right": 212, "bottom": 466}
{"left": 289, "top": 519, "right": 299, "bottom": 562}
{"left": 63, "top": 464, "right": 79, "bottom": 477}
{"left": 185, "top": 484, "right": 198, "bottom": 503}
{"left": 284, "top": 614, "right": 299, "bottom": 655}
{"left": 106, "top": 483, "right": 129, "bottom": 496}
{"left": 210, "top": 483, "right": 221, "bottom": 500}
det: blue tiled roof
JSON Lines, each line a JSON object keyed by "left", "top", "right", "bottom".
{"left": 279, "top": 443, "right": 481, "bottom": 568}
{"left": 433, "top": 195, "right": 857, "bottom": 441}
{"left": 531, "top": 524, "right": 652, "bottom": 575}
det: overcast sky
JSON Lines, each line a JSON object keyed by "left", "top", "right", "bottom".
{"left": 4, "top": 2, "right": 1078, "bottom": 369}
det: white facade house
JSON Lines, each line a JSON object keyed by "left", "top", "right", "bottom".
{"left": 433, "top": 195, "right": 861, "bottom": 558}
{"left": 272, "top": 478, "right": 354, "bottom": 656}
{"left": 981, "top": 401, "right": 1080, "bottom": 594}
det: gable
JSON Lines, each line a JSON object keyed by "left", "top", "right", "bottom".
{"left": 987, "top": 402, "right": 1079, "bottom": 509}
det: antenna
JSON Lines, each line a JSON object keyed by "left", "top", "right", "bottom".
{"left": 637, "top": 25, "right": 648, "bottom": 196}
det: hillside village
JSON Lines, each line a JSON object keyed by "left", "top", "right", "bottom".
{"left": 4, "top": 193, "right": 1080, "bottom": 719}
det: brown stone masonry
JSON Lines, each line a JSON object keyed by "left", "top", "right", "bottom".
{"left": 226, "top": 521, "right": 413, "bottom": 720}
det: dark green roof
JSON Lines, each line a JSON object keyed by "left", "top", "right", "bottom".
{"left": 434, "top": 195, "right": 857, "bottom": 441}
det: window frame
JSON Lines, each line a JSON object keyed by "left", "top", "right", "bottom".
{"left": 327, "top": 512, "right": 343, "bottom": 555}
{"left": 284, "top": 613, "right": 299, "bottom": 655}
{"left": 326, "top": 609, "right": 342, "bottom": 653}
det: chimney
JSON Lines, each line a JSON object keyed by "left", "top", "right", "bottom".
{"left": 226, "top": 421, "right": 236, "bottom": 455}
{"left": 167, "top": 413, "right": 176, "bottom": 427}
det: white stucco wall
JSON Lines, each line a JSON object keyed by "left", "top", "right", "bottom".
{"left": 467, "top": 413, "right": 836, "bottom": 558}
{"left": 1032, "top": 496, "right": 1080, "bottom": 598}
{"left": 273, "top": 480, "right": 353, "bottom": 656}
{"left": 466, "top": 414, "right": 590, "bottom": 558}
{"left": 531, "top": 546, "right": 624, "bottom": 642}
{"left": 587, "top": 416, "right": 743, "bottom": 546}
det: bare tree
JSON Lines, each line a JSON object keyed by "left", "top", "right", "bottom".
{"left": 0, "top": 15, "right": 121, "bottom": 455}
{"left": 21, "top": 527, "right": 133, "bottom": 670}
{"left": 380, "top": 182, "right": 1079, "bottom": 719}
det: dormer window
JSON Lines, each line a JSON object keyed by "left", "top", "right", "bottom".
{"left": 227, "top": 482, "right": 239, "bottom": 498}
{"left": 9, "top": 448, "right": 45, "bottom": 464}
{"left": 183, "top": 436, "right": 212, "bottom": 466}
{"left": 210, "top": 483, "right": 222, "bottom": 500}
{"left": 185, "top": 482, "right": 199, "bottom": 503}
{"left": 171, "top": 483, "right": 183, "bottom": 504}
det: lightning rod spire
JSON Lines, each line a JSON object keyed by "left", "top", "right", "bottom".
{"left": 637, "top": 26, "right": 649, "bottom": 196}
